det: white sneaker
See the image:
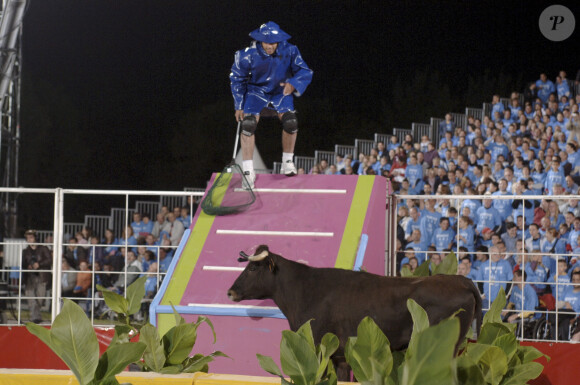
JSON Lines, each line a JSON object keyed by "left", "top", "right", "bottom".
{"left": 242, "top": 170, "right": 255, "bottom": 190}
{"left": 281, "top": 160, "right": 297, "bottom": 176}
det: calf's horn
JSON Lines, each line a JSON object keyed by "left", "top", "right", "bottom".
{"left": 248, "top": 250, "right": 269, "bottom": 261}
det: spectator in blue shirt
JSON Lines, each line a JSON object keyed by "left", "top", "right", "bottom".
{"left": 547, "top": 259, "right": 572, "bottom": 301}
{"left": 475, "top": 194, "right": 502, "bottom": 234}
{"left": 524, "top": 251, "right": 549, "bottom": 294}
{"left": 458, "top": 256, "right": 479, "bottom": 281}
{"left": 439, "top": 113, "right": 456, "bottom": 139}
{"left": 503, "top": 269, "right": 539, "bottom": 323}
{"left": 431, "top": 217, "right": 455, "bottom": 251}
{"left": 456, "top": 215, "right": 475, "bottom": 253}
{"left": 419, "top": 199, "right": 442, "bottom": 248}
{"left": 556, "top": 270, "right": 580, "bottom": 340}
{"left": 544, "top": 155, "right": 565, "bottom": 195}
{"left": 491, "top": 94, "right": 505, "bottom": 117}
{"left": 535, "top": 73, "right": 555, "bottom": 104}
{"left": 477, "top": 245, "right": 514, "bottom": 310}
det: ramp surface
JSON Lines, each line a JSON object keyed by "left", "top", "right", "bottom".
{"left": 151, "top": 174, "right": 386, "bottom": 375}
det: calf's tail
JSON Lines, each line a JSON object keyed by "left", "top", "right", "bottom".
{"left": 471, "top": 280, "right": 483, "bottom": 338}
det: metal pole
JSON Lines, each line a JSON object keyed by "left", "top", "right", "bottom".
{"left": 51, "top": 188, "right": 64, "bottom": 319}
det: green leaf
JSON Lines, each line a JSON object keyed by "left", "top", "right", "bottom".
{"left": 194, "top": 316, "right": 217, "bottom": 344}
{"left": 111, "top": 324, "right": 133, "bottom": 345}
{"left": 516, "top": 344, "right": 550, "bottom": 364}
{"left": 344, "top": 316, "right": 392, "bottom": 384}
{"left": 316, "top": 333, "right": 339, "bottom": 381}
{"left": 478, "top": 345, "right": 508, "bottom": 385}
{"left": 405, "top": 299, "right": 430, "bottom": 360}
{"left": 49, "top": 299, "right": 100, "bottom": 385}
{"left": 95, "top": 342, "right": 146, "bottom": 381}
{"left": 297, "top": 320, "right": 316, "bottom": 353}
{"left": 500, "top": 362, "right": 544, "bottom": 385}
{"left": 126, "top": 276, "right": 147, "bottom": 315}
{"left": 280, "top": 330, "right": 318, "bottom": 385}
{"left": 171, "top": 303, "right": 186, "bottom": 327}
{"left": 413, "top": 259, "right": 431, "bottom": 276}
{"left": 456, "top": 354, "right": 486, "bottom": 385}
{"left": 257, "top": 353, "right": 284, "bottom": 378}
{"left": 164, "top": 322, "right": 198, "bottom": 365}
{"left": 483, "top": 288, "right": 506, "bottom": 325}
{"left": 478, "top": 322, "right": 514, "bottom": 345}
{"left": 390, "top": 351, "right": 405, "bottom": 385}
{"left": 182, "top": 351, "right": 229, "bottom": 373}
{"left": 400, "top": 266, "right": 414, "bottom": 277}
{"left": 401, "top": 318, "right": 459, "bottom": 385}
{"left": 140, "top": 323, "right": 166, "bottom": 372}
{"left": 99, "top": 286, "right": 129, "bottom": 315}
{"left": 492, "top": 333, "right": 518, "bottom": 363}
{"left": 433, "top": 252, "right": 457, "bottom": 276}
{"left": 159, "top": 365, "right": 182, "bottom": 374}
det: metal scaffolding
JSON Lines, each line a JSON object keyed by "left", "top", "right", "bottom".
{"left": 0, "top": 0, "right": 26, "bottom": 239}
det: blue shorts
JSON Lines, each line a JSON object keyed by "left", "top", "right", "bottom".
{"left": 243, "top": 92, "right": 294, "bottom": 115}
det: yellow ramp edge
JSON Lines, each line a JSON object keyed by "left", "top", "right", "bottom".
{"left": 0, "top": 370, "right": 357, "bottom": 385}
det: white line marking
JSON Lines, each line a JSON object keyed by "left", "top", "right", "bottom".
{"left": 216, "top": 230, "right": 334, "bottom": 237}
{"left": 203, "top": 266, "right": 245, "bottom": 272}
{"left": 233, "top": 188, "right": 347, "bottom": 194}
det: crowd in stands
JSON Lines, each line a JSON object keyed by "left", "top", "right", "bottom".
{"left": 301, "top": 70, "right": 580, "bottom": 341}
{"left": 22, "top": 203, "right": 194, "bottom": 321}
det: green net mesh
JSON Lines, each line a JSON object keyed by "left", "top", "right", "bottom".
{"left": 201, "top": 162, "right": 256, "bottom": 216}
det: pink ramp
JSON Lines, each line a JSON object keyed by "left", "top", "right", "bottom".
{"left": 150, "top": 174, "right": 386, "bottom": 376}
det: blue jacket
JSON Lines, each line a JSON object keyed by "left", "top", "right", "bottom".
{"left": 230, "top": 40, "right": 313, "bottom": 110}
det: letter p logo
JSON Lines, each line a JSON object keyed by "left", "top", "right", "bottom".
{"left": 549, "top": 15, "right": 565, "bottom": 30}
{"left": 539, "top": 5, "right": 575, "bottom": 41}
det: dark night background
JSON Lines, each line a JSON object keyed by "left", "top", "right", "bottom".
{"left": 15, "top": 0, "right": 579, "bottom": 224}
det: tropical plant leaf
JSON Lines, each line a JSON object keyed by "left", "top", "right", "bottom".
{"left": 98, "top": 285, "right": 129, "bottom": 315}
{"left": 413, "top": 259, "right": 431, "bottom": 276}
{"left": 499, "top": 362, "right": 544, "bottom": 385}
{"left": 493, "top": 333, "right": 518, "bottom": 363}
{"left": 140, "top": 323, "right": 166, "bottom": 372}
{"left": 164, "top": 322, "right": 198, "bottom": 365}
{"left": 111, "top": 324, "right": 133, "bottom": 345}
{"left": 125, "top": 276, "right": 147, "bottom": 315}
{"left": 478, "top": 322, "right": 514, "bottom": 345}
{"left": 193, "top": 316, "right": 217, "bottom": 344}
{"left": 94, "top": 342, "right": 146, "bottom": 382}
{"left": 316, "top": 333, "right": 339, "bottom": 381}
{"left": 390, "top": 351, "right": 405, "bottom": 385}
{"left": 401, "top": 317, "right": 459, "bottom": 385}
{"left": 433, "top": 251, "right": 458, "bottom": 275}
{"left": 297, "top": 319, "right": 316, "bottom": 352}
{"left": 405, "top": 298, "right": 430, "bottom": 360}
{"left": 478, "top": 345, "right": 508, "bottom": 385}
{"left": 483, "top": 288, "right": 506, "bottom": 325}
{"left": 456, "top": 354, "right": 485, "bottom": 385}
{"left": 344, "top": 316, "right": 392, "bottom": 384}
{"left": 48, "top": 299, "right": 100, "bottom": 385}
{"left": 516, "top": 344, "right": 550, "bottom": 364}
{"left": 159, "top": 365, "right": 182, "bottom": 374}
{"left": 171, "top": 303, "right": 186, "bottom": 327}
{"left": 280, "top": 330, "right": 318, "bottom": 385}
{"left": 257, "top": 353, "right": 284, "bottom": 377}
{"left": 182, "top": 351, "right": 228, "bottom": 373}
{"left": 400, "top": 266, "right": 413, "bottom": 277}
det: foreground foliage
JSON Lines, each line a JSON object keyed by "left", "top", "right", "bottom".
{"left": 27, "top": 276, "right": 227, "bottom": 384}
{"left": 258, "top": 254, "right": 550, "bottom": 385}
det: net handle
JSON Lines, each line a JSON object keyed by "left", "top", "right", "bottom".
{"left": 232, "top": 120, "right": 241, "bottom": 161}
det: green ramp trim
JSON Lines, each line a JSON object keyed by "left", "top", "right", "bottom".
{"left": 335, "top": 175, "right": 375, "bottom": 269}
{"left": 161, "top": 173, "right": 230, "bottom": 306}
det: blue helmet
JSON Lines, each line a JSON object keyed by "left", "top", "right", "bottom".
{"left": 249, "top": 21, "right": 291, "bottom": 43}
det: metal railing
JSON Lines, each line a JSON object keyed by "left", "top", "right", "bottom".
{"left": 0, "top": 187, "right": 203, "bottom": 325}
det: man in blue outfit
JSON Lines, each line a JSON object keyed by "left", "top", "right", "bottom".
{"left": 230, "top": 22, "right": 313, "bottom": 189}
